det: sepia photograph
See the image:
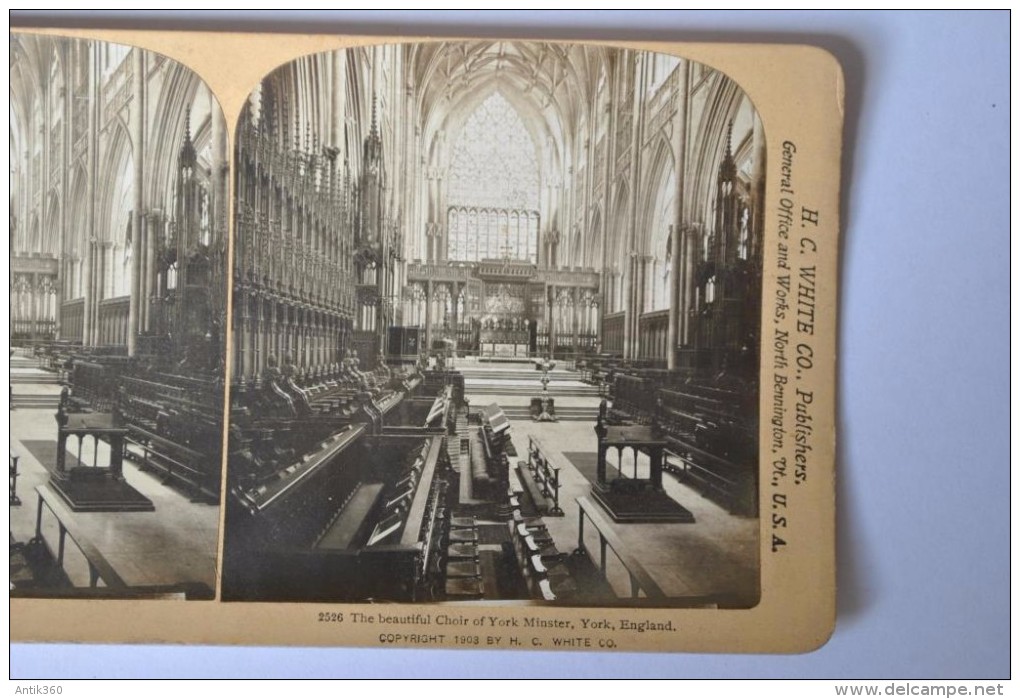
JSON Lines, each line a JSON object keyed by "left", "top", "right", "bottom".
{"left": 9, "top": 34, "right": 228, "bottom": 600}
{"left": 9, "top": 9, "right": 1008, "bottom": 682}
{"left": 222, "top": 40, "right": 765, "bottom": 608}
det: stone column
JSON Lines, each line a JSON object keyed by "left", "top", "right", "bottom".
{"left": 597, "top": 77, "right": 616, "bottom": 348}
{"left": 623, "top": 51, "right": 648, "bottom": 360}
{"left": 667, "top": 59, "right": 691, "bottom": 370}
{"left": 99, "top": 241, "right": 110, "bottom": 302}
{"left": 638, "top": 256, "right": 649, "bottom": 357}
{"left": 622, "top": 254, "right": 633, "bottom": 359}
{"left": 563, "top": 166, "right": 575, "bottom": 266}
{"left": 128, "top": 48, "right": 145, "bottom": 356}
{"left": 41, "top": 69, "right": 50, "bottom": 255}
{"left": 56, "top": 46, "right": 70, "bottom": 339}
{"left": 142, "top": 213, "right": 155, "bottom": 332}
{"left": 82, "top": 42, "right": 99, "bottom": 347}
{"left": 681, "top": 225, "right": 698, "bottom": 346}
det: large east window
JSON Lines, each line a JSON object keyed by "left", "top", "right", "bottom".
{"left": 447, "top": 92, "right": 540, "bottom": 263}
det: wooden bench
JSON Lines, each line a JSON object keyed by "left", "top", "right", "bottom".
{"left": 575, "top": 495, "right": 665, "bottom": 601}
{"left": 32, "top": 483, "right": 128, "bottom": 590}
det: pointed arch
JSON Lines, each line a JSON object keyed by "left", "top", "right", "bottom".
{"left": 98, "top": 120, "right": 133, "bottom": 243}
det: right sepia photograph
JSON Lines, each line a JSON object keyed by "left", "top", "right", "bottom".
{"left": 222, "top": 40, "right": 764, "bottom": 608}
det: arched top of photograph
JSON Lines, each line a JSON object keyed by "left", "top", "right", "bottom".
{"left": 228, "top": 39, "right": 766, "bottom": 611}
{"left": 9, "top": 32, "right": 228, "bottom": 602}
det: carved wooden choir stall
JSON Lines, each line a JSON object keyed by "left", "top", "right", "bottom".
{"left": 44, "top": 115, "right": 227, "bottom": 508}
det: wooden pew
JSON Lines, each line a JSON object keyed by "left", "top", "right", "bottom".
{"left": 32, "top": 483, "right": 128, "bottom": 591}
{"left": 118, "top": 373, "right": 224, "bottom": 501}
{"left": 522, "top": 435, "right": 563, "bottom": 516}
{"left": 609, "top": 370, "right": 759, "bottom": 517}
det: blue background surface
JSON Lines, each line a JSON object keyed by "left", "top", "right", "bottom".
{"left": 8, "top": 10, "right": 1010, "bottom": 679}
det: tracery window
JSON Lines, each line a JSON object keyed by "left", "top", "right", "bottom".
{"left": 447, "top": 92, "right": 540, "bottom": 263}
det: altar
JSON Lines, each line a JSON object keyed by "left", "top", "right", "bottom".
{"left": 480, "top": 342, "right": 529, "bottom": 359}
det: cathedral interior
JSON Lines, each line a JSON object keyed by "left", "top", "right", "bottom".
{"left": 11, "top": 37, "right": 764, "bottom": 607}
{"left": 9, "top": 35, "right": 226, "bottom": 599}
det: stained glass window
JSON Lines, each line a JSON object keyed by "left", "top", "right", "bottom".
{"left": 447, "top": 92, "right": 540, "bottom": 263}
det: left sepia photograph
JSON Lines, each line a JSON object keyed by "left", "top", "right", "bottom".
{"left": 9, "top": 33, "right": 227, "bottom": 600}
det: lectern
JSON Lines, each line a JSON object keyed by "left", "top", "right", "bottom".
{"left": 49, "top": 389, "right": 153, "bottom": 512}
{"left": 591, "top": 400, "right": 694, "bottom": 523}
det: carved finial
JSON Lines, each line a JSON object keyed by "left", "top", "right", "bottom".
{"left": 719, "top": 120, "right": 736, "bottom": 182}
{"left": 179, "top": 105, "right": 196, "bottom": 167}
